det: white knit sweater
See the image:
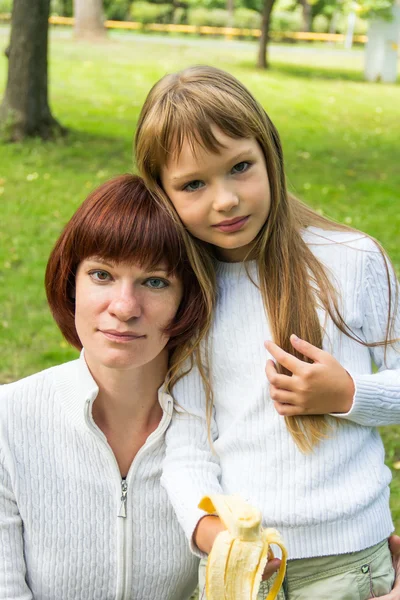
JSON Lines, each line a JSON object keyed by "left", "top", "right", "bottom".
{"left": 0, "top": 354, "right": 198, "bottom": 600}
{"left": 162, "top": 228, "right": 400, "bottom": 560}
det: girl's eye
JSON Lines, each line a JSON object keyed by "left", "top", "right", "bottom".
{"left": 231, "top": 161, "right": 250, "bottom": 174}
{"left": 183, "top": 180, "right": 204, "bottom": 192}
{"left": 145, "top": 278, "right": 169, "bottom": 289}
{"left": 89, "top": 270, "right": 111, "bottom": 282}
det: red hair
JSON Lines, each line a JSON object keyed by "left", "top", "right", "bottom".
{"left": 45, "top": 174, "right": 206, "bottom": 351}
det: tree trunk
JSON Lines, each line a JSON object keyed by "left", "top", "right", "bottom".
{"left": 257, "top": 0, "right": 275, "bottom": 69}
{"left": 226, "top": 0, "right": 234, "bottom": 26}
{"left": 73, "top": 0, "right": 106, "bottom": 40}
{"left": 0, "top": 0, "right": 64, "bottom": 141}
{"left": 299, "top": 0, "right": 312, "bottom": 32}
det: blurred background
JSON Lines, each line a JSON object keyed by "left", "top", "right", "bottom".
{"left": 0, "top": 0, "right": 399, "bottom": 534}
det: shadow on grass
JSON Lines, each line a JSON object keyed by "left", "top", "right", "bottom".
{"left": 240, "top": 59, "right": 400, "bottom": 84}
{"left": 2, "top": 127, "right": 134, "bottom": 172}
{"left": 271, "top": 61, "right": 365, "bottom": 82}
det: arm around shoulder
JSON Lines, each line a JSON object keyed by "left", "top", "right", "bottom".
{"left": 161, "top": 365, "right": 223, "bottom": 556}
{"left": 340, "top": 239, "right": 400, "bottom": 426}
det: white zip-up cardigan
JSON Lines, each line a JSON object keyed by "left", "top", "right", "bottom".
{"left": 0, "top": 353, "right": 199, "bottom": 600}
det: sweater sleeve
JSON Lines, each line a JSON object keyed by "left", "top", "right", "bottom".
{"left": 336, "top": 240, "right": 400, "bottom": 426}
{"left": 161, "top": 363, "right": 223, "bottom": 556}
{"left": 0, "top": 448, "right": 33, "bottom": 600}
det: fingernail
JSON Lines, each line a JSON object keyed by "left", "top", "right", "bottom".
{"left": 291, "top": 334, "right": 299, "bottom": 342}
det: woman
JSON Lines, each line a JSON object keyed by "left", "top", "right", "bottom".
{"left": 0, "top": 175, "right": 203, "bottom": 599}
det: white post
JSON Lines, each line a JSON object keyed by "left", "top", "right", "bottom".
{"left": 364, "top": 0, "right": 400, "bottom": 83}
{"left": 345, "top": 11, "right": 357, "bottom": 49}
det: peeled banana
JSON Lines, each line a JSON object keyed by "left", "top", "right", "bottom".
{"left": 198, "top": 494, "right": 287, "bottom": 600}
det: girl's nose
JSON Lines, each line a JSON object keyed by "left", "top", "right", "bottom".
{"left": 108, "top": 287, "right": 142, "bottom": 321}
{"left": 212, "top": 184, "right": 239, "bottom": 212}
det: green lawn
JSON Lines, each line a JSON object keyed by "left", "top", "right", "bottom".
{"left": 0, "top": 28, "right": 399, "bottom": 530}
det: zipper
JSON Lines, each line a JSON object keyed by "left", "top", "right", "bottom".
{"left": 119, "top": 479, "right": 128, "bottom": 518}
{"left": 84, "top": 393, "right": 173, "bottom": 600}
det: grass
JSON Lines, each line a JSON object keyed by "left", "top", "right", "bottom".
{"left": 0, "top": 27, "right": 399, "bottom": 531}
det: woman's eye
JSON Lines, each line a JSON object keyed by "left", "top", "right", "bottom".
{"left": 231, "top": 161, "right": 250, "bottom": 174}
{"left": 89, "top": 270, "right": 111, "bottom": 282}
{"left": 145, "top": 278, "right": 168, "bottom": 289}
{"left": 183, "top": 180, "right": 204, "bottom": 192}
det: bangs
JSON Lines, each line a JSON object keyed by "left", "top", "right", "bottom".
{"left": 141, "top": 68, "right": 262, "bottom": 178}
{"left": 70, "top": 175, "right": 184, "bottom": 275}
{"left": 46, "top": 173, "right": 208, "bottom": 351}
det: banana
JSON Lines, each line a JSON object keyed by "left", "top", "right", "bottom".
{"left": 198, "top": 494, "right": 287, "bottom": 600}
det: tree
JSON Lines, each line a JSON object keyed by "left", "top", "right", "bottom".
{"left": 0, "top": 0, "right": 64, "bottom": 141}
{"left": 257, "top": 0, "right": 276, "bottom": 67}
{"left": 73, "top": 0, "right": 106, "bottom": 39}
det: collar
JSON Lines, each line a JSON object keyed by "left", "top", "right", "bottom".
{"left": 53, "top": 351, "right": 173, "bottom": 432}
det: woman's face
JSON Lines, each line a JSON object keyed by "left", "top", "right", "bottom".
{"left": 74, "top": 257, "right": 183, "bottom": 372}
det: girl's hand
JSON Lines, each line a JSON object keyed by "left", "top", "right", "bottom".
{"left": 193, "top": 515, "right": 226, "bottom": 554}
{"left": 265, "top": 334, "right": 355, "bottom": 416}
{"left": 193, "top": 516, "right": 281, "bottom": 581}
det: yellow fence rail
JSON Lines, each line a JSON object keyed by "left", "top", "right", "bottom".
{"left": 0, "top": 14, "right": 368, "bottom": 44}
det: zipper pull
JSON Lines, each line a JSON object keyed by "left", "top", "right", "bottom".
{"left": 118, "top": 480, "right": 128, "bottom": 518}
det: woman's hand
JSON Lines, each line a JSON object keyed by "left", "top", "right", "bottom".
{"left": 369, "top": 535, "right": 400, "bottom": 599}
{"left": 265, "top": 334, "right": 355, "bottom": 416}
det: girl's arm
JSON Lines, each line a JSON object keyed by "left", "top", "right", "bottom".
{"left": 0, "top": 450, "right": 33, "bottom": 599}
{"left": 161, "top": 364, "right": 223, "bottom": 555}
{"left": 340, "top": 242, "right": 400, "bottom": 426}
{"left": 265, "top": 240, "right": 400, "bottom": 426}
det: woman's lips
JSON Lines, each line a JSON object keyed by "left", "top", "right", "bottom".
{"left": 213, "top": 216, "right": 249, "bottom": 233}
{"left": 100, "top": 330, "right": 146, "bottom": 343}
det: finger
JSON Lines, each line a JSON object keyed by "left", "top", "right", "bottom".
{"left": 265, "top": 340, "right": 304, "bottom": 374}
{"left": 290, "top": 334, "right": 326, "bottom": 363}
{"left": 269, "top": 386, "right": 296, "bottom": 405}
{"left": 265, "top": 360, "right": 296, "bottom": 391}
{"left": 273, "top": 401, "right": 307, "bottom": 417}
{"left": 262, "top": 558, "right": 281, "bottom": 581}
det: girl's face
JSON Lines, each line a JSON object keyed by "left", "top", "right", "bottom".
{"left": 74, "top": 258, "right": 183, "bottom": 372}
{"left": 161, "top": 128, "right": 271, "bottom": 262}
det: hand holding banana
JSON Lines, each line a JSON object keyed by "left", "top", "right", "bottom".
{"left": 198, "top": 494, "right": 287, "bottom": 600}
{"left": 265, "top": 334, "right": 355, "bottom": 416}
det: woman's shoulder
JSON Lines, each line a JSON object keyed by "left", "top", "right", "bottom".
{"left": 0, "top": 360, "right": 80, "bottom": 409}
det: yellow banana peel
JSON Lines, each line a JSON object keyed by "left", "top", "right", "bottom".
{"left": 198, "top": 494, "right": 287, "bottom": 600}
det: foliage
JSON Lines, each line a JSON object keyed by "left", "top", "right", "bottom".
{"left": 104, "top": 0, "right": 131, "bottom": 20}
{"left": 232, "top": 7, "right": 261, "bottom": 27}
{"left": 51, "top": 0, "right": 73, "bottom": 17}
{"left": 187, "top": 6, "right": 230, "bottom": 25}
{"left": 130, "top": 0, "right": 173, "bottom": 23}
{"left": 271, "top": 6, "right": 303, "bottom": 30}
{"left": 0, "top": 0, "right": 12, "bottom": 12}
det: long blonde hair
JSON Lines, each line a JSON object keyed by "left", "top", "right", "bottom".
{"left": 135, "top": 65, "right": 398, "bottom": 452}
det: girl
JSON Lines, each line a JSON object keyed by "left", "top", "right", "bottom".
{"left": 134, "top": 66, "right": 400, "bottom": 599}
{"left": 0, "top": 175, "right": 202, "bottom": 599}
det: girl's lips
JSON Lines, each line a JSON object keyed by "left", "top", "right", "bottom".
{"left": 213, "top": 216, "right": 249, "bottom": 233}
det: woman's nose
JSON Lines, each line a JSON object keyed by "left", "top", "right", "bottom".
{"left": 108, "top": 287, "right": 142, "bottom": 321}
